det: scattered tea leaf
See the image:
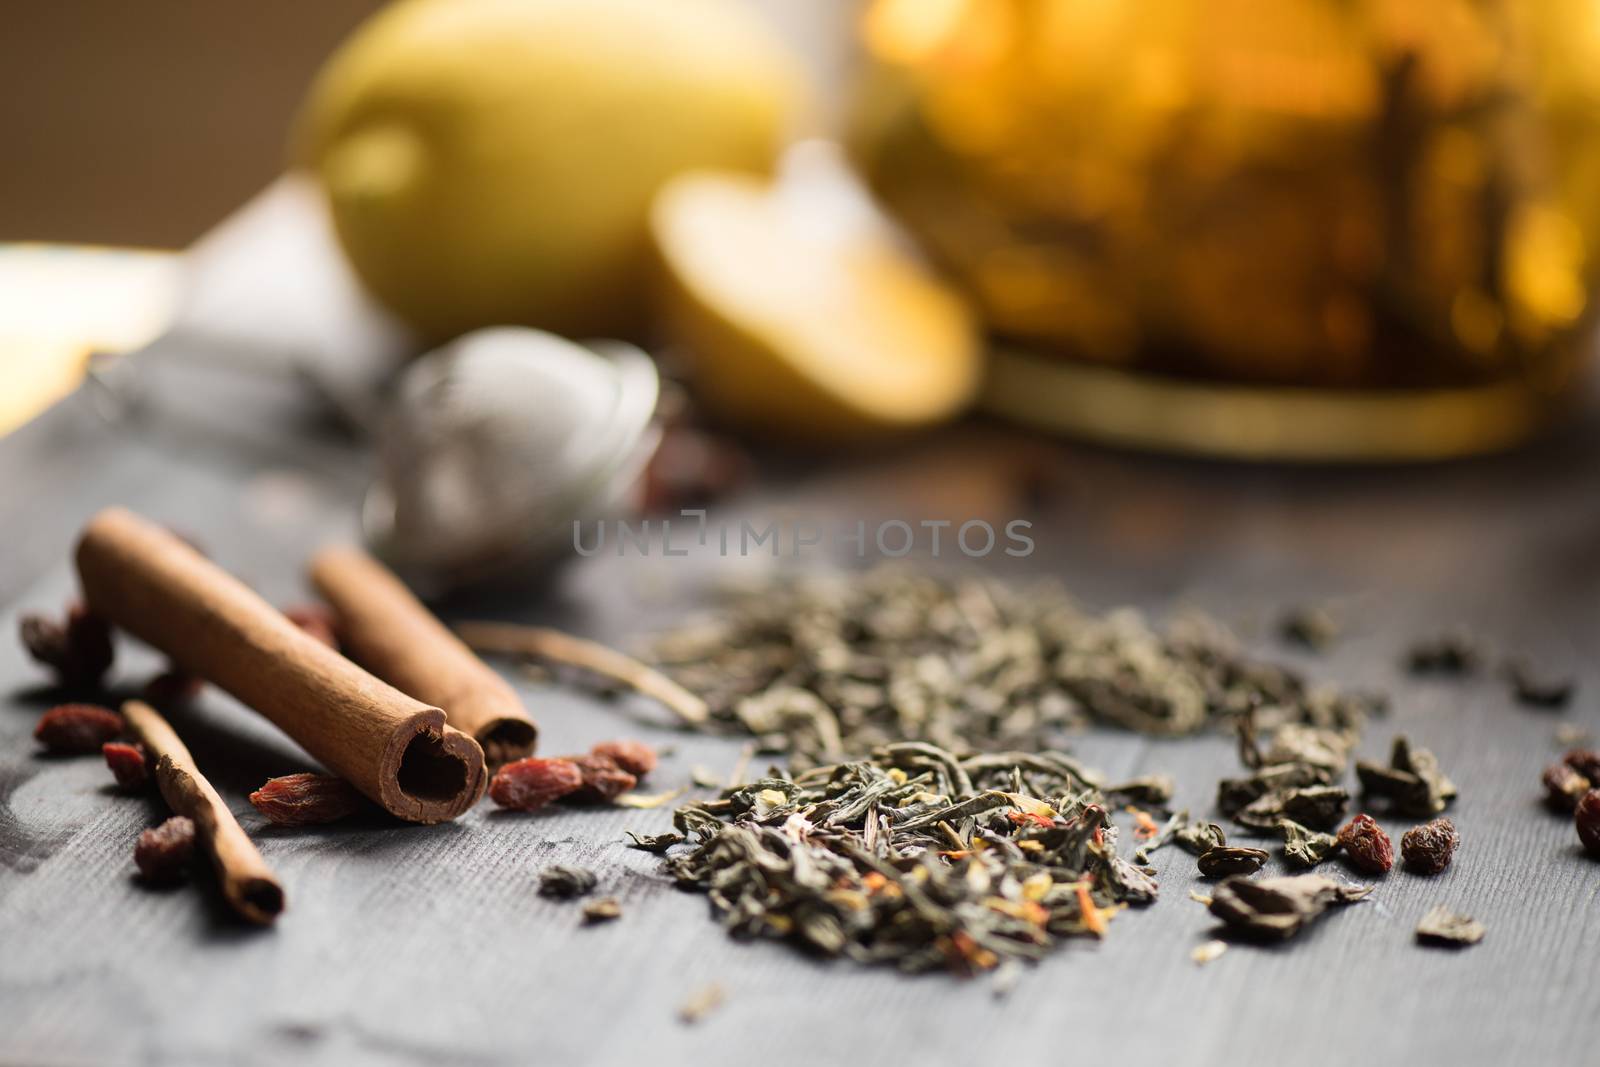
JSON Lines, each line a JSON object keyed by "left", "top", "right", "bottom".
{"left": 1415, "top": 905, "right": 1484, "bottom": 947}
{"left": 538, "top": 865, "right": 597, "bottom": 899}
{"left": 582, "top": 897, "right": 623, "bottom": 924}
{"left": 1206, "top": 874, "right": 1372, "bottom": 941}
{"left": 1279, "top": 819, "right": 1340, "bottom": 868}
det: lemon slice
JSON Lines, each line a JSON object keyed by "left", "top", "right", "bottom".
{"left": 651, "top": 168, "right": 981, "bottom": 440}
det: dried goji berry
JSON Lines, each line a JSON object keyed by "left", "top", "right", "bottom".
{"left": 283, "top": 604, "right": 339, "bottom": 651}
{"left": 1336, "top": 813, "right": 1393, "bottom": 874}
{"left": 135, "top": 815, "right": 195, "bottom": 883}
{"left": 34, "top": 703, "right": 123, "bottom": 754}
{"left": 249, "top": 772, "right": 366, "bottom": 826}
{"left": 103, "top": 741, "right": 150, "bottom": 790}
{"left": 20, "top": 603, "right": 114, "bottom": 687}
{"left": 590, "top": 739, "right": 657, "bottom": 777}
{"left": 1576, "top": 790, "right": 1600, "bottom": 858}
{"left": 1401, "top": 817, "right": 1459, "bottom": 875}
{"left": 565, "top": 753, "right": 637, "bottom": 803}
{"left": 489, "top": 757, "right": 584, "bottom": 811}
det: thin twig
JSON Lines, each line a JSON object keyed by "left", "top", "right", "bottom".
{"left": 454, "top": 621, "right": 709, "bottom": 726}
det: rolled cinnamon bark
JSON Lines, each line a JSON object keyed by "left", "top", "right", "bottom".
{"left": 76, "top": 508, "right": 485, "bottom": 823}
{"left": 310, "top": 547, "right": 538, "bottom": 765}
{"left": 122, "top": 699, "right": 284, "bottom": 924}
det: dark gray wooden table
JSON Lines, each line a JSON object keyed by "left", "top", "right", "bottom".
{"left": 2, "top": 363, "right": 1597, "bottom": 1067}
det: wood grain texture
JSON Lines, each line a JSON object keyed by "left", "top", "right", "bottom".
{"left": 2, "top": 381, "right": 1599, "bottom": 1067}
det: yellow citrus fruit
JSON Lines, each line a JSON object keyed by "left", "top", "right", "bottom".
{"left": 297, "top": 0, "right": 801, "bottom": 341}
{"left": 650, "top": 168, "right": 981, "bottom": 440}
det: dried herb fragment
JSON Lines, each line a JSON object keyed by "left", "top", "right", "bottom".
{"left": 1415, "top": 905, "right": 1484, "bottom": 947}
{"left": 1236, "top": 784, "right": 1349, "bottom": 832}
{"left": 1400, "top": 818, "right": 1459, "bottom": 875}
{"left": 249, "top": 773, "right": 366, "bottom": 826}
{"left": 134, "top": 816, "right": 196, "bottom": 883}
{"left": 19, "top": 603, "right": 114, "bottom": 687}
{"left": 539, "top": 865, "right": 598, "bottom": 899}
{"left": 1542, "top": 762, "right": 1592, "bottom": 812}
{"left": 582, "top": 897, "right": 622, "bottom": 923}
{"left": 1576, "top": 790, "right": 1600, "bottom": 858}
{"left": 34, "top": 703, "right": 123, "bottom": 754}
{"left": 626, "top": 830, "right": 686, "bottom": 853}
{"left": 678, "top": 983, "right": 725, "bottom": 1025}
{"left": 1336, "top": 814, "right": 1393, "bottom": 874}
{"left": 102, "top": 741, "right": 149, "bottom": 790}
{"left": 1502, "top": 659, "right": 1574, "bottom": 709}
{"left": 1197, "top": 846, "right": 1269, "bottom": 878}
{"left": 1175, "top": 820, "right": 1228, "bottom": 856}
{"left": 1405, "top": 632, "right": 1484, "bottom": 676}
{"left": 590, "top": 739, "right": 658, "bottom": 777}
{"left": 565, "top": 754, "right": 639, "bottom": 803}
{"left": 1357, "top": 736, "right": 1456, "bottom": 817}
{"left": 489, "top": 757, "right": 583, "bottom": 811}
{"left": 1279, "top": 606, "right": 1340, "bottom": 652}
{"left": 1206, "top": 874, "right": 1372, "bottom": 941}
{"left": 1279, "top": 819, "right": 1339, "bottom": 868}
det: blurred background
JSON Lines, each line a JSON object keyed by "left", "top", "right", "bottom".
{"left": 7, "top": 0, "right": 1600, "bottom": 582}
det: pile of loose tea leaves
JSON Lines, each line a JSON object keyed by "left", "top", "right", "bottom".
{"left": 640, "top": 741, "right": 1154, "bottom": 973}
{"left": 652, "top": 568, "right": 1381, "bottom": 767}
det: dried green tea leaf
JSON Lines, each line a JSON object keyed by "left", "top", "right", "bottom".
{"left": 1236, "top": 784, "right": 1349, "bottom": 832}
{"left": 1415, "top": 905, "right": 1484, "bottom": 947}
{"left": 1197, "top": 846, "right": 1269, "bottom": 878}
{"left": 1357, "top": 735, "right": 1456, "bottom": 817}
{"left": 1503, "top": 659, "right": 1574, "bottom": 709}
{"left": 538, "top": 865, "right": 598, "bottom": 899}
{"left": 1279, "top": 607, "right": 1340, "bottom": 652}
{"left": 1175, "top": 820, "right": 1228, "bottom": 856}
{"left": 582, "top": 897, "right": 623, "bottom": 924}
{"left": 626, "top": 830, "right": 687, "bottom": 852}
{"left": 1405, "top": 631, "right": 1485, "bottom": 676}
{"left": 1206, "top": 874, "right": 1372, "bottom": 941}
{"left": 1279, "top": 819, "right": 1340, "bottom": 868}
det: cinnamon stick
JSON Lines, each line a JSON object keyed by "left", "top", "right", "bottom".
{"left": 76, "top": 508, "right": 486, "bottom": 823}
{"left": 454, "top": 621, "right": 709, "bottom": 726}
{"left": 122, "top": 699, "right": 284, "bottom": 924}
{"left": 310, "top": 547, "right": 538, "bottom": 764}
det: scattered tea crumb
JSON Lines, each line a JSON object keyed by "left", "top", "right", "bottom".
{"left": 1279, "top": 606, "right": 1340, "bottom": 652}
{"left": 1191, "top": 939, "right": 1229, "bottom": 966}
{"left": 1405, "top": 631, "right": 1485, "bottom": 676}
{"left": 1415, "top": 905, "right": 1484, "bottom": 947}
{"left": 538, "top": 865, "right": 598, "bottom": 899}
{"left": 582, "top": 897, "right": 622, "bottom": 924}
{"left": 690, "top": 766, "right": 724, "bottom": 789}
{"left": 1502, "top": 659, "right": 1574, "bottom": 709}
{"left": 678, "top": 983, "right": 725, "bottom": 1025}
{"left": 1555, "top": 723, "right": 1592, "bottom": 748}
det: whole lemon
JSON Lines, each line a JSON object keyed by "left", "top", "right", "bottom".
{"left": 298, "top": 0, "right": 801, "bottom": 341}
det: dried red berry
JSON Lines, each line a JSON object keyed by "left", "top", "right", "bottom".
{"left": 20, "top": 603, "right": 114, "bottom": 687}
{"left": 34, "top": 703, "right": 124, "bottom": 754}
{"left": 489, "top": 757, "right": 584, "bottom": 811}
{"left": 249, "top": 773, "right": 366, "bottom": 826}
{"left": 1542, "top": 762, "right": 1592, "bottom": 812}
{"left": 1577, "top": 790, "right": 1600, "bottom": 858}
{"left": 103, "top": 741, "right": 150, "bottom": 790}
{"left": 1336, "top": 814, "right": 1393, "bottom": 873}
{"left": 283, "top": 604, "right": 340, "bottom": 651}
{"left": 590, "top": 739, "right": 657, "bottom": 778}
{"left": 1563, "top": 748, "right": 1600, "bottom": 783}
{"left": 1401, "top": 817, "right": 1459, "bottom": 875}
{"left": 142, "top": 669, "right": 204, "bottom": 706}
{"left": 135, "top": 816, "right": 196, "bottom": 883}
{"left": 565, "top": 754, "right": 638, "bottom": 803}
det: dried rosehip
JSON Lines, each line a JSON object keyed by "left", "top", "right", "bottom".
{"left": 102, "top": 741, "right": 150, "bottom": 790}
{"left": 283, "top": 604, "right": 340, "bottom": 651}
{"left": 1563, "top": 748, "right": 1600, "bottom": 783}
{"left": 249, "top": 773, "right": 366, "bottom": 826}
{"left": 1542, "top": 762, "right": 1592, "bottom": 812}
{"left": 34, "top": 703, "right": 124, "bottom": 754}
{"left": 1401, "top": 817, "right": 1459, "bottom": 875}
{"left": 489, "top": 757, "right": 584, "bottom": 811}
{"left": 1336, "top": 814, "right": 1394, "bottom": 874}
{"left": 1577, "top": 790, "right": 1600, "bottom": 858}
{"left": 135, "top": 816, "right": 196, "bottom": 883}
{"left": 590, "top": 739, "right": 657, "bottom": 778}
{"left": 20, "top": 603, "right": 114, "bottom": 687}
{"left": 565, "top": 753, "right": 638, "bottom": 803}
